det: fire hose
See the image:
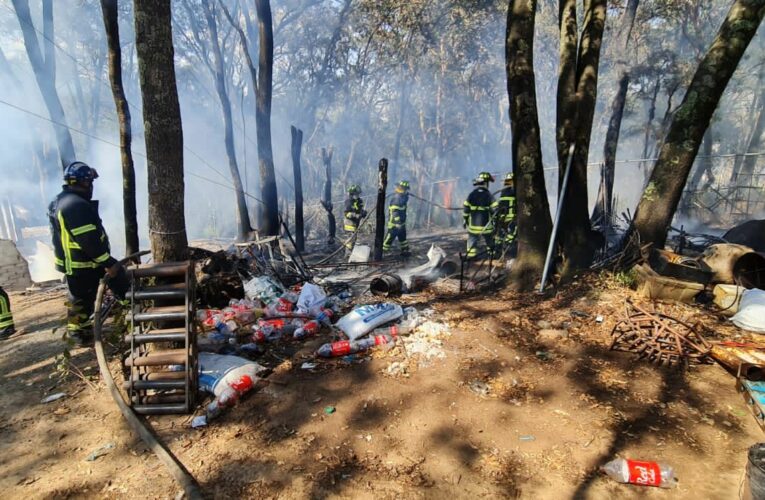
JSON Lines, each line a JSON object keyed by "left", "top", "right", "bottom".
{"left": 92, "top": 251, "right": 203, "bottom": 499}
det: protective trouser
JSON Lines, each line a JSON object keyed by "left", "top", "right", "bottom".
{"left": 383, "top": 226, "right": 409, "bottom": 255}
{"left": 344, "top": 218, "right": 360, "bottom": 253}
{"left": 496, "top": 220, "right": 517, "bottom": 245}
{"left": 65, "top": 267, "right": 129, "bottom": 341}
{"left": 0, "top": 286, "right": 15, "bottom": 335}
{"left": 467, "top": 233, "right": 495, "bottom": 259}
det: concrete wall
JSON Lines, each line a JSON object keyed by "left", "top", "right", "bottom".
{"left": 0, "top": 239, "right": 33, "bottom": 291}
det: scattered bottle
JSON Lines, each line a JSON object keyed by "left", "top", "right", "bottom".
{"left": 264, "top": 297, "right": 295, "bottom": 317}
{"left": 312, "top": 307, "right": 334, "bottom": 326}
{"left": 600, "top": 458, "right": 678, "bottom": 488}
{"left": 294, "top": 320, "right": 321, "bottom": 340}
{"left": 251, "top": 318, "right": 303, "bottom": 343}
{"left": 206, "top": 374, "right": 254, "bottom": 420}
{"left": 280, "top": 291, "right": 300, "bottom": 304}
{"left": 316, "top": 334, "right": 395, "bottom": 358}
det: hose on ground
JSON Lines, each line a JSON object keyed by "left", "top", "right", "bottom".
{"left": 93, "top": 252, "right": 203, "bottom": 499}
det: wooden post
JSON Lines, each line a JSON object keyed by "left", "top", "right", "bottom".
{"left": 321, "top": 147, "right": 336, "bottom": 245}
{"left": 426, "top": 182, "right": 435, "bottom": 228}
{"left": 291, "top": 126, "right": 304, "bottom": 252}
{"left": 374, "top": 158, "right": 388, "bottom": 261}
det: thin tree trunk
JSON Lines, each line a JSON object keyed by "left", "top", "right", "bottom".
{"left": 134, "top": 0, "right": 188, "bottom": 262}
{"left": 100, "top": 0, "right": 139, "bottom": 259}
{"left": 632, "top": 0, "right": 765, "bottom": 248}
{"left": 254, "top": 0, "right": 279, "bottom": 236}
{"left": 558, "top": 0, "right": 608, "bottom": 279}
{"left": 203, "top": 0, "right": 252, "bottom": 241}
{"left": 11, "top": 0, "right": 76, "bottom": 168}
{"left": 507, "top": 0, "right": 553, "bottom": 291}
{"left": 321, "top": 147, "right": 336, "bottom": 245}
{"left": 373, "top": 158, "right": 388, "bottom": 262}
{"left": 739, "top": 104, "right": 765, "bottom": 179}
{"left": 291, "top": 126, "right": 305, "bottom": 252}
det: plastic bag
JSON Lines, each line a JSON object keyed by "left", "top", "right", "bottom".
{"left": 336, "top": 303, "right": 403, "bottom": 340}
{"left": 243, "top": 276, "right": 285, "bottom": 304}
{"left": 296, "top": 283, "right": 327, "bottom": 313}
{"left": 732, "top": 288, "right": 765, "bottom": 332}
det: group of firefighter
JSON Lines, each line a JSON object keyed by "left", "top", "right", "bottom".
{"left": 0, "top": 164, "right": 517, "bottom": 346}
{"left": 342, "top": 170, "right": 516, "bottom": 260}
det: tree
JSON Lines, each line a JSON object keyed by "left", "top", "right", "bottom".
{"left": 592, "top": 0, "right": 640, "bottom": 226}
{"left": 506, "top": 0, "right": 553, "bottom": 291}
{"left": 555, "top": 0, "right": 608, "bottom": 279}
{"left": 10, "top": 0, "right": 76, "bottom": 168}
{"left": 254, "top": 0, "right": 279, "bottom": 236}
{"left": 134, "top": 0, "right": 188, "bottom": 262}
{"left": 632, "top": 0, "right": 765, "bottom": 248}
{"left": 200, "top": 0, "right": 253, "bottom": 241}
{"left": 99, "top": 0, "right": 139, "bottom": 259}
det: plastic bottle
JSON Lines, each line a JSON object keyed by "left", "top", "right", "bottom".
{"left": 316, "top": 334, "right": 394, "bottom": 358}
{"left": 264, "top": 297, "right": 295, "bottom": 317}
{"left": 312, "top": 307, "right": 334, "bottom": 326}
{"left": 251, "top": 318, "right": 303, "bottom": 343}
{"left": 205, "top": 374, "right": 254, "bottom": 420}
{"left": 281, "top": 291, "right": 300, "bottom": 304}
{"left": 600, "top": 458, "right": 677, "bottom": 488}
{"left": 293, "top": 320, "right": 321, "bottom": 340}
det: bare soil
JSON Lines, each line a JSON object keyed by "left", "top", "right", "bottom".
{"left": 0, "top": 274, "right": 761, "bottom": 499}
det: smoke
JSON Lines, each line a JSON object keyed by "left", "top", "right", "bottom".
{"left": 0, "top": 0, "right": 763, "bottom": 268}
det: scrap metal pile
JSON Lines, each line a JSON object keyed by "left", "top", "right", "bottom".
{"left": 610, "top": 300, "right": 711, "bottom": 366}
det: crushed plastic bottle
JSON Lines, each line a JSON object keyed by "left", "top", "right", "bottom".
{"left": 264, "top": 297, "right": 295, "bottom": 317}
{"left": 316, "top": 334, "right": 395, "bottom": 358}
{"left": 312, "top": 307, "right": 335, "bottom": 326}
{"left": 280, "top": 291, "right": 300, "bottom": 304}
{"left": 293, "top": 320, "right": 321, "bottom": 340}
{"left": 600, "top": 458, "right": 678, "bottom": 488}
{"left": 206, "top": 374, "right": 254, "bottom": 421}
{"left": 251, "top": 318, "right": 303, "bottom": 343}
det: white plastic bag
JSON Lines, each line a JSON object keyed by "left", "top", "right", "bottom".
{"left": 337, "top": 303, "right": 403, "bottom": 340}
{"left": 297, "top": 283, "right": 327, "bottom": 314}
{"left": 732, "top": 288, "right": 765, "bottom": 332}
{"left": 243, "top": 276, "right": 284, "bottom": 304}
{"left": 198, "top": 352, "right": 267, "bottom": 397}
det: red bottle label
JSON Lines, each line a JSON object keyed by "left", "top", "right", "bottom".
{"left": 331, "top": 341, "right": 351, "bottom": 356}
{"left": 230, "top": 374, "right": 253, "bottom": 392}
{"left": 260, "top": 319, "right": 286, "bottom": 329}
{"left": 627, "top": 460, "right": 661, "bottom": 487}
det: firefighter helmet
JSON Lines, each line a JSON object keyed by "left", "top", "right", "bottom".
{"left": 504, "top": 172, "right": 514, "bottom": 186}
{"left": 397, "top": 180, "right": 410, "bottom": 192}
{"left": 347, "top": 184, "right": 361, "bottom": 195}
{"left": 473, "top": 171, "right": 495, "bottom": 185}
{"left": 63, "top": 161, "right": 99, "bottom": 184}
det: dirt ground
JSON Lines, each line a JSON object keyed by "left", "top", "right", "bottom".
{"left": 0, "top": 271, "right": 762, "bottom": 499}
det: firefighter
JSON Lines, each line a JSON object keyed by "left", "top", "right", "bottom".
{"left": 383, "top": 180, "right": 411, "bottom": 257}
{"left": 48, "top": 161, "right": 129, "bottom": 346}
{"left": 463, "top": 171, "right": 498, "bottom": 259}
{"left": 496, "top": 172, "right": 517, "bottom": 250}
{"left": 0, "top": 286, "right": 15, "bottom": 341}
{"left": 343, "top": 184, "right": 367, "bottom": 252}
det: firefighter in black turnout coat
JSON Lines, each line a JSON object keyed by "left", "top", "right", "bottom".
{"left": 383, "top": 180, "right": 411, "bottom": 257}
{"left": 463, "top": 172, "right": 498, "bottom": 259}
{"left": 48, "top": 161, "right": 129, "bottom": 346}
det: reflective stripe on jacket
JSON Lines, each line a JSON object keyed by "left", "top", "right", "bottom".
{"left": 344, "top": 196, "right": 365, "bottom": 231}
{"left": 48, "top": 187, "right": 116, "bottom": 276}
{"left": 387, "top": 192, "right": 408, "bottom": 228}
{"left": 497, "top": 186, "right": 516, "bottom": 223}
{"left": 463, "top": 187, "right": 498, "bottom": 234}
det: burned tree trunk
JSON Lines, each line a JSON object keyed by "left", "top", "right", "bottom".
{"left": 11, "top": 0, "right": 76, "bottom": 168}
{"left": 202, "top": 0, "right": 252, "bottom": 241}
{"left": 593, "top": 0, "right": 639, "bottom": 226}
{"left": 100, "top": 0, "right": 139, "bottom": 259}
{"left": 254, "top": 0, "right": 279, "bottom": 236}
{"left": 557, "top": 0, "right": 608, "bottom": 280}
{"left": 506, "top": 0, "right": 552, "bottom": 291}
{"left": 321, "top": 147, "right": 336, "bottom": 245}
{"left": 633, "top": 0, "right": 765, "bottom": 248}
{"left": 374, "top": 158, "right": 388, "bottom": 262}
{"left": 134, "top": 0, "right": 188, "bottom": 262}
{"left": 291, "top": 126, "right": 305, "bottom": 252}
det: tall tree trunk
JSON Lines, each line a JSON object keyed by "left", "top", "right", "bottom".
{"left": 203, "top": 0, "right": 252, "bottom": 241}
{"left": 593, "top": 0, "right": 639, "bottom": 225}
{"left": 291, "top": 126, "right": 305, "bottom": 252}
{"left": 11, "top": 0, "right": 76, "bottom": 168}
{"left": 731, "top": 65, "right": 765, "bottom": 182}
{"left": 632, "top": 0, "right": 765, "bottom": 248}
{"left": 557, "top": 0, "right": 608, "bottom": 280}
{"left": 100, "top": 0, "right": 139, "bottom": 259}
{"left": 321, "top": 147, "right": 336, "bottom": 245}
{"left": 592, "top": 73, "right": 628, "bottom": 225}
{"left": 134, "top": 0, "right": 188, "bottom": 262}
{"left": 507, "top": 0, "right": 553, "bottom": 291}
{"left": 391, "top": 79, "right": 411, "bottom": 184}
{"left": 254, "top": 0, "right": 279, "bottom": 236}
{"left": 373, "top": 158, "right": 388, "bottom": 262}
